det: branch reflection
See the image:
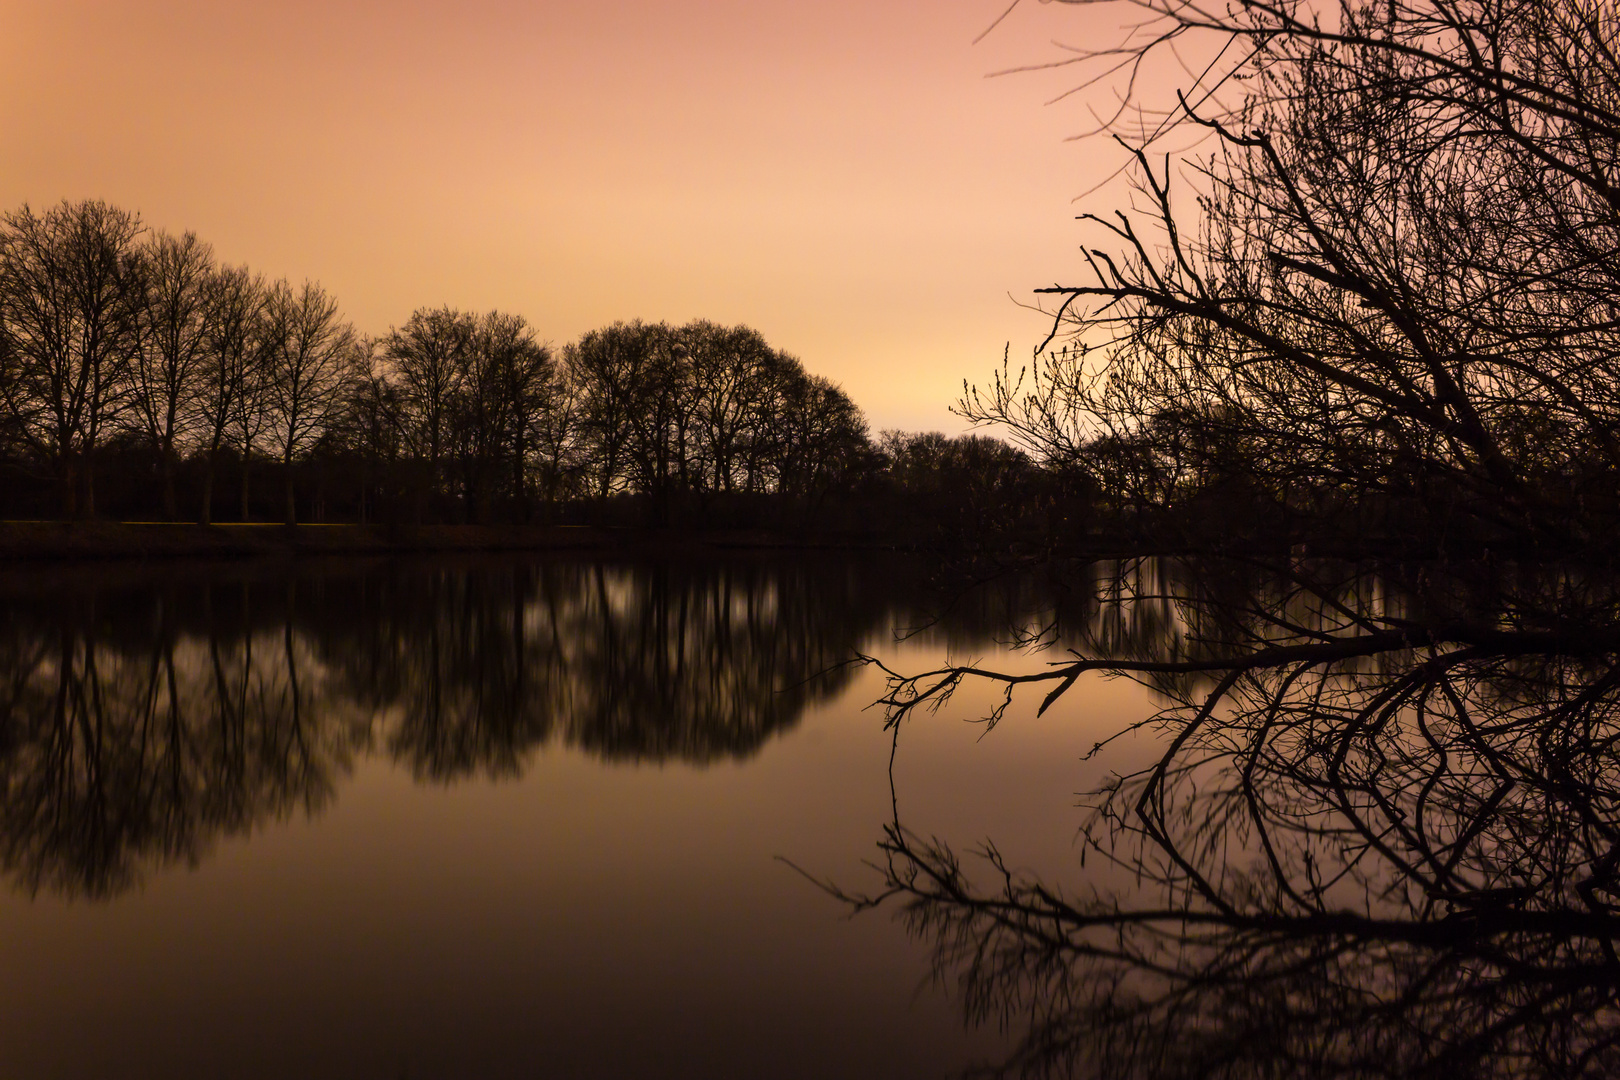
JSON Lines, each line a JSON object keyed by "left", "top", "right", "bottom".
{"left": 861, "top": 557, "right": 1620, "bottom": 1079}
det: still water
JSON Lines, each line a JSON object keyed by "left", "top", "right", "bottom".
{"left": 0, "top": 555, "right": 1152, "bottom": 1079}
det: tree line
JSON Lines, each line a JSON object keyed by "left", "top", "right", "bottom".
{"left": 0, "top": 200, "right": 920, "bottom": 526}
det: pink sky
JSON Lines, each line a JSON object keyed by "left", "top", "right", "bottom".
{"left": 0, "top": 0, "right": 1133, "bottom": 432}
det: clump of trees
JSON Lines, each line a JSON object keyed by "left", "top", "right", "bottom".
{"left": 876, "top": 429, "right": 1051, "bottom": 546}
{"left": 563, "top": 319, "right": 873, "bottom": 524}
{"left": 0, "top": 201, "right": 892, "bottom": 527}
{"left": 0, "top": 201, "right": 373, "bottom": 524}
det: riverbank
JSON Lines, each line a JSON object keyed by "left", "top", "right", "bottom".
{"left": 0, "top": 521, "right": 900, "bottom": 562}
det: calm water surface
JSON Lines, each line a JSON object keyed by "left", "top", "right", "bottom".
{"left": 0, "top": 555, "right": 1152, "bottom": 1079}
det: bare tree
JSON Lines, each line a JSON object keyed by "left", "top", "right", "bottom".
{"left": 229, "top": 305, "right": 275, "bottom": 523}
{"left": 127, "top": 230, "right": 217, "bottom": 519}
{"left": 0, "top": 200, "right": 144, "bottom": 518}
{"left": 337, "top": 345, "right": 405, "bottom": 524}
{"left": 453, "top": 311, "right": 553, "bottom": 522}
{"left": 261, "top": 280, "right": 359, "bottom": 525}
{"left": 684, "top": 321, "right": 776, "bottom": 494}
{"left": 834, "top": 7, "right": 1620, "bottom": 1069}
{"left": 620, "top": 325, "right": 694, "bottom": 524}
{"left": 567, "top": 320, "right": 661, "bottom": 499}
{"left": 773, "top": 368, "right": 870, "bottom": 501}
{"left": 530, "top": 356, "right": 583, "bottom": 511}
{"left": 382, "top": 306, "right": 472, "bottom": 517}
{"left": 196, "top": 264, "right": 266, "bottom": 525}
{"left": 962, "top": 0, "right": 1620, "bottom": 555}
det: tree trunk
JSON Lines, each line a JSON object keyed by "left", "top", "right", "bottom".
{"left": 82, "top": 451, "right": 96, "bottom": 520}
{"left": 161, "top": 451, "right": 178, "bottom": 521}
{"left": 240, "top": 443, "right": 253, "bottom": 522}
{"left": 284, "top": 460, "right": 298, "bottom": 526}
{"left": 199, "top": 453, "right": 215, "bottom": 525}
{"left": 58, "top": 453, "right": 77, "bottom": 522}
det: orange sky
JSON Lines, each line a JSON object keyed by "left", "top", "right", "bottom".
{"left": 0, "top": 0, "right": 1132, "bottom": 432}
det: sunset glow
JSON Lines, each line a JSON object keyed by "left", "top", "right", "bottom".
{"left": 0, "top": 0, "right": 1125, "bottom": 432}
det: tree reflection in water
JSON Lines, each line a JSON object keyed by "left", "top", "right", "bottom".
{"left": 0, "top": 556, "right": 1027, "bottom": 901}
{"left": 0, "top": 583, "right": 363, "bottom": 899}
{"left": 318, "top": 560, "right": 880, "bottom": 773}
{"left": 853, "top": 557, "right": 1620, "bottom": 1079}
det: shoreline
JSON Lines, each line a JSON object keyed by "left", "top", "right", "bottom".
{"left": 0, "top": 521, "right": 903, "bottom": 562}
{"left": 0, "top": 521, "right": 1514, "bottom": 567}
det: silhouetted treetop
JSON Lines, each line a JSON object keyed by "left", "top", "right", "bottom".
{"left": 0, "top": 218, "right": 897, "bottom": 527}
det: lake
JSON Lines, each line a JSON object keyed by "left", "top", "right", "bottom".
{"left": 0, "top": 554, "right": 1159, "bottom": 1079}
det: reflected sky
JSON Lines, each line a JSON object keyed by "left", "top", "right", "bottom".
{"left": 862, "top": 556, "right": 1620, "bottom": 1079}
{"left": 0, "top": 554, "right": 1148, "bottom": 1079}
{"left": 8, "top": 555, "right": 1617, "bottom": 1076}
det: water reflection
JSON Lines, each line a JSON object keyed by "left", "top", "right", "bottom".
{"left": 0, "top": 556, "right": 1040, "bottom": 901}
{"left": 0, "top": 589, "right": 360, "bottom": 899}
{"left": 315, "top": 562, "right": 881, "bottom": 774}
{"left": 864, "top": 556, "right": 1620, "bottom": 1079}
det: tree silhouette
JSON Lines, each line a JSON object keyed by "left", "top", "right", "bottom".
{"left": 195, "top": 263, "right": 266, "bottom": 524}
{"left": 0, "top": 200, "right": 144, "bottom": 518}
{"left": 963, "top": 0, "right": 1620, "bottom": 556}
{"left": 260, "top": 279, "right": 360, "bottom": 525}
{"left": 127, "top": 230, "right": 215, "bottom": 520}
{"left": 383, "top": 305, "right": 471, "bottom": 519}
{"left": 452, "top": 311, "right": 555, "bottom": 522}
{"left": 0, "top": 204, "right": 885, "bottom": 527}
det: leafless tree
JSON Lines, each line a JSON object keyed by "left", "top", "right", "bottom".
{"left": 261, "top": 279, "right": 360, "bottom": 525}
{"left": 620, "top": 326, "right": 695, "bottom": 523}
{"left": 827, "top": 7, "right": 1620, "bottom": 1069}
{"left": 567, "top": 320, "right": 663, "bottom": 499}
{"left": 334, "top": 343, "right": 405, "bottom": 524}
{"left": 772, "top": 367, "right": 871, "bottom": 501}
{"left": 962, "top": 0, "right": 1620, "bottom": 554}
{"left": 0, "top": 200, "right": 144, "bottom": 518}
{"left": 452, "top": 311, "right": 554, "bottom": 522}
{"left": 229, "top": 308, "right": 275, "bottom": 523}
{"left": 196, "top": 264, "right": 267, "bottom": 524}
{"left": 529, "top": 356, "right": 584, "bottom": 510}
{"left": 382, "top": 306, "right": 471, "bottom": 516}
{"left": 684, "top": 320, "right": 777, "bottom": 494}
{"left": 127, "top": 230, "right": 217, "bottom": 519}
